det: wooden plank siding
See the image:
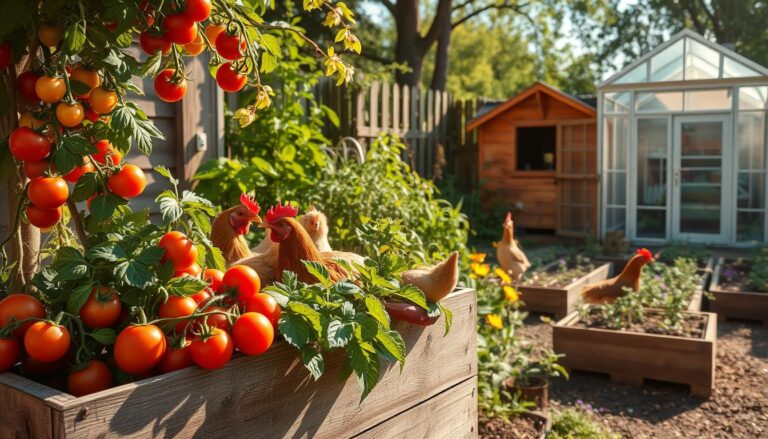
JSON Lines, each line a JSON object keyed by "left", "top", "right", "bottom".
{"left": 470, "top": 82, "right": 598, "bottom": 236}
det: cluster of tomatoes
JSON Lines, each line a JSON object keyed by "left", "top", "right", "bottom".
{"left": 0, "top": 231, "right": 279, "bottom": 397}
{"left": 136, "top": 0, "right": 249, "bottom": 101}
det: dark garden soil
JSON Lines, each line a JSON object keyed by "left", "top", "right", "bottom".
{"left": 521, "top": 260, "right": 595, "bottom": 289}
{"left": 578, "top": 309, "right": 708, "bottom": 338}
{"left": 511, "top": 315, "right": 768, "bottom": 438}
{"left": 717, "top": 259, "right": 767, "bottom": 293}
{"left": 479, "top": 414, "right": 544, "bottom": 439}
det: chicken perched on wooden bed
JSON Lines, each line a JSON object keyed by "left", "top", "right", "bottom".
{"left": 580, "top": 248, "right": 655, "bottom": 304}
{"left": 401, "top": 251, "right": 460, "bottom": 302}
{"left": 496, "top": 212, "right": 531, "bottom": 283}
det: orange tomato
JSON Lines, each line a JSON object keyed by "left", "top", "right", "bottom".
{"left": 0, "top": 294, "right": 46, "bottom": 337}
{"left": 38, "top": 24, "right": 63, "bottom": 48}
{"left": 26, "top": 205, "right": 63, "bottom": 229}
{"left": 69, "top": 66, "right": 101, "bottom": 98}
{"left": 159, "top": 231, "right": 199, "bottom": 269}
{"left": 56, "top": 102, "right": 85, "bottom": 127}
{"left": 28, "top": 176, "right": 69, "bottom": 209}
{"left": 107, "top": 164, "right": 146, "bottom": 198}
{"left": 204, "top": 23, "right": 226, "bottom": 44}
{"left": 24, "top": 321, "right": 70, "bottom": 362}
{"left": 23, "top": 160, "right": 50, "bottom": 179}
{"left": 35, "top": 76, "right": 66, "bottom": 103}
{"left": 89, "top": 87, "right": 118, "bottom": 114}
{"left": 183, "top": 33, "right": 205, "bottom": 56}
{"left": 174, "top": 263, "right": 202, "bottom": 278}
{"left": 67, "top": 359, "right": 112, "bottom": 396}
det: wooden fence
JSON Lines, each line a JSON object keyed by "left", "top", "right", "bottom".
{"left": 314, "top": 80, "right": 484, "bottom": 189}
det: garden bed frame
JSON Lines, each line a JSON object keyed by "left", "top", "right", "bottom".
{"left": 519, "top": 261, "right": 612, "bottom": 319}
{"left": 687, "top": 257, "right": 714, "bottom": 312}
{"left": 0, "top": 289, "right": 478, "bottom": 439}
{"left": 709, "top": 257, "right": 768, "bottom": 325}
{"left": 553, "top": 309, "right": 716, "bottom": 398}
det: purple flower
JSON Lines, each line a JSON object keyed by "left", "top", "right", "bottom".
{"left": 576, "top": 399, "right": 583, "bottom": 405}
{"left": 660, "top": 283, "right": 668, "bottom": 290}
{"left": 654, "top": 275, "right": 662, "bottom": 281}
{"left": 585, "top": 404, "right": 593, "bottom": 411}
{"left": 723, "top": 268, "right": 737, "bottom": 279}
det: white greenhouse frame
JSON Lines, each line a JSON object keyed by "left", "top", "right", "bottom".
{"left": 598, "top": 30, "right": 768, "bottom": 246}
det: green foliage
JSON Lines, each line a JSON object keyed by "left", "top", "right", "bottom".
{"left": 549, "top": 408, "right": 620, "bottom": 439}
{"left": 657, "top": 242, "right": 709, "bottom": 265}
{"left": 264, "top": 219, "right": 448, "bottom": 400}
{"left": 748, "top": 246, "right": 768, "bottom": 291}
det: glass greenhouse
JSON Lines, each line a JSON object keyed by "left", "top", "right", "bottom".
{"left": 598, "top": 30, "right": 768, "bottom": 245}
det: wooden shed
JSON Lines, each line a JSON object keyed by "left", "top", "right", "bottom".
{"left": 466, "top": 82, "right": 598, "bottom": 237}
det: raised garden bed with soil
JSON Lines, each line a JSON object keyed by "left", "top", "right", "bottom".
{"left": 0, "top": 289, "right": 478, "bottom": 439}
{"left": 519, "top": 257, "right": 612, "bottom": 319}
{"left": 709, "top": 257, "right": 768, "bottom": 325}
{"left": 553, "top": 308, "right": 716, "bottom": 398}
{"left": 656, "top": 251, "right": 714, "bottom": 312}
{"left": 479, "top": 411, "right": 550, "bottom": 439}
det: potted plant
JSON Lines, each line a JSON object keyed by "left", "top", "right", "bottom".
{"left": 503, "top": 349, "right": 569, "bottom": 410}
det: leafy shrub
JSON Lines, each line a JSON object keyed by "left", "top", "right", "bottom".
{"left": 657, "top": 242, "right": 709, "bottom": 265}
{"left": 549, "top": 408, "right": 619, "bottom": 439}
{"left": 748, "top": 246, "right": 768, "bottom": 291}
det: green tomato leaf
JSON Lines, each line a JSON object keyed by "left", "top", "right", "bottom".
{"left": 300, "top": 345, "right": 325, "bottom": 381}
{"left": 288, "top": 301, "right": 322, "bottom": 334}
{"left": 364, "top": 296, "right": 390, "bottom": 328}
{"left": 85, "top": 243, "right": 126, "bottom": 262}
{"left": 390, "top": 285, "right": 429, "bottom": 310}
{"left": 63, "top": 21, "right": 86, "bottom": 54}
{"left": 374, "top": 330, "right": 406, "bottom": 367}
{"left": 279, "top": 313, "right": 311, "bottom": 348}
{"left": 166, "top": 275, "right": 208, "bottom": 297}
{"left": 302, "top": 260, "right": 331, "bottom": 287}
{"left": 326, "top": 319, "right": 354, "bottom": 348}
{"left": 90, "top": 328, "right": 117, "bottom": 345}
{"left": 66, "top": 283, "right": 94, "bottom": 314}
{"left": 70, "top": 172, "right": 100, "bottom": 202}
{"left": 437, "top": 302, "right": 453, "bottom": 336}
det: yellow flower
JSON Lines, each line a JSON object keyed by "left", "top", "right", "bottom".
{"left": 486, "top": 314, "right": 503, "bottom": 329}
{"left": 503, "top": 286, "right": 519, "bottom": 303}
{"left": 494, "top": 267, "right": 512, "bottom": 284}
{"left": 471, "top": 262, "right": 491, "bottom": 278}
{"left": 470, "top": 253, "right": 487, "bottom": 263}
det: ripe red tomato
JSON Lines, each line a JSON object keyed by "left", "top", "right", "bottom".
{"left": 92, "top": 140, "right": 123, "bottom": 166}
{"left": 196, "top": 305, "right": 230, "bottom": 332}
{"left": 157, "top": 342, "right": 194, "bottom": 373}
{"left": 67, "top": 359, "right": 112, "bottom": 396}
{"left": 0, "top": 337, "right": 20, "bottom": 372}
{"left": 84, "top": 108, "right": 99, "bottom": 122}
{"left": 114, "top": 324, "right": 167, "bottom": 374}
{"left": 63, "top": 159, "right": 94, "bottom": 183}
{"left": 215, "top": 32, "right": 246, "bottom": 60}
{"left": 190, "top": 328, "right": 233, "bottom": 370}
{"left": 190, "top": 289, "right": 211, "bottom": 304}
{"left": 0, "top": 294, "right": 46, "bottom": 337}
{"left": 183, "top": 33, "right": 205, "bottom": 56}
{"left": 28, "top": 176, "right": 69, "bottom": 209}
{"left": 70, "top": 67, "right": 101, "bottom": 98}
{"left": 79, "top": 287, "right": 122, "bottom": 328}
{"left": 244, "top": 293, "right": 281, "bottom": 328}
{"left": 56, "top": 102, "right": 85, "bottom": 127}
{"left": 223, "top": 265, "right": 261, "bottom": 303}
{"left": 108, "top": 164, "right": 146, "bottom": 198}
{"left": 216, "top": 62, "right": 246, "bottom": 92}
{"left": 183, "top": 0, "right": 212, "bottom": 22}
{"left": 24, "top": 321, "right": 70, "bottom": 362}
{"left": 90, "top": 87, "right": 118, "bottom": 114}
{"left": 26, "top": 205, "right": 62, "bottom": 229}
{"left": 35, "top": 75, "right": 66, "bottom": 103}
{"left": 17, "top": 71, "right": 41, "bottom": 102}
{"left": 9, "top": 127, "right": 51, "bottom": 162}
{"left": 203, "top": 268, "right": 224, "bottom": 293}
{"left": 158, "top": 296, "right": 198, "bottom": 333}
{"left": 174, "top": 263, "right": 202, "bottom": 278}
{"left": 23, "top": 160, "right": 49, "bottom": 179}
{"left": 38, "top": 24, "right": 64, "bottom": 48}
{"left": 159, "top": 231, "right": 199, "bottom": 269}
{"left": 154, "top": 69, "right": 187, "bottom": 103}
{"left": 139, "top": 30, "right": 171, "bottom": 55}
{"left": 0, "top": 42, "right": 13, "bottom": 69}
{"left": 232, "top": 312, "right": 274, "bottom": 355}
{"left": 163, "top": 14, "right": 197, "bottom": 44}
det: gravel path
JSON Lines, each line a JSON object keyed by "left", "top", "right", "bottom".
{"left": 518, "top": 316, "right": 768, "bottom": 438}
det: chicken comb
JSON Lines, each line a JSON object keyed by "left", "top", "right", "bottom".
{"left": 636, "top": 248, "right": 654, "bottom": 262}
{"left": 240, "top": 193, "right": 261, "bottom": 216}
{"left": 265, "top": 201, "right": 299, "bottom": 222}
{"left": 504, "top": 212, "right": 512, "bottom": 223}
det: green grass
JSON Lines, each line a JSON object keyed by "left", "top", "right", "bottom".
{"left": 548, "top": 408, "right": 620, "bottom": 439}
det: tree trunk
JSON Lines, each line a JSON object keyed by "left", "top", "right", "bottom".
{"left": 393, "top": 0, "right": 425, "bottom": 87}
{"left": 429, "top": 7, "right": 452, "bottom": 91}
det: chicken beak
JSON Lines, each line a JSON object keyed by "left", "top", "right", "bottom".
{"left": 250, "top": 215, "right": 262, "bottom": 224}
{"left": 258, "top": 222, "right": 270, "bottom": 229}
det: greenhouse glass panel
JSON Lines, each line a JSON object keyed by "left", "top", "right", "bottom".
{"left": 723, "top": 57, "right": 760, "bottom": 78}
{"left": 637, "top": 91, "right": 683, "bottom": 112}
{"left": 650, "top": 39, "right": 684, "bottom": 82}
{"left": 685, "top": 38, "right": 720, "bottom": 80}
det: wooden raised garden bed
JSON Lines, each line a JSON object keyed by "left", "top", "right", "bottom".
{"left": 709, "top": 257, "right": 768, "bottom": 325}
{"left": 0, "top": 289, "right": 478, "bottom": 439}
{"left": 553, "top": 309, "right": 716, "bottom": 398}
{"left": 519, "top": 259, "right": 612, "bottom": 319}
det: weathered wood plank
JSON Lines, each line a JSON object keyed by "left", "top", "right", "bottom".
{"left": 7, "top": 289, "right": 476, "bottom": 438}
{"left": 0, "top": 375, "right": 59, "bottom": 439}
{"left": 354, "top": 377, "right": 478, "bottom": 439}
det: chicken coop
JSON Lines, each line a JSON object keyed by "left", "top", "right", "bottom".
{"left": 599, "top": 30, "right": 768, "bottom": 245}
{"left": 466, "top": 82, "right": 598, "bottom": 237}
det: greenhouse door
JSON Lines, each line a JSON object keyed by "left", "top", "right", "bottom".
{"left": 556, "top": 122, "right": 598, "bottom": 237}
{"left": 671, "top": 115, "right": 732, "bottom": 243}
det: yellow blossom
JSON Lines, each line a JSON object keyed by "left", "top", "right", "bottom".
{"left": 471, "top": 262, "right": 490, "bottom": 278}
{"left": 494, "top": 267, "right": 512, "bottom": 284}
{"left": 503, "top": 286, "right": 519, "bottom": 303}
{"left": 486, "top": 314, "right": 503, "bottom": 329}
{"left": 470, "top": 253, "right": 487, "bottom": 263}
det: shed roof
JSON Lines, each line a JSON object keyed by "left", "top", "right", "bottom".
{"left": 465, "top": 82, "right": 596, "bottom": 131}
{"left": 599, "top": 29, "right": 768, "bottom": 88}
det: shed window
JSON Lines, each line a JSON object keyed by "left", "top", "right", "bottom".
{"left": 516, "top": 126, "right": 556, "bottom": 171}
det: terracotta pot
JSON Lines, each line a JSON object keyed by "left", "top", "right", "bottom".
{"left": 503, "top": 376, "right": 549, "bottom": 410}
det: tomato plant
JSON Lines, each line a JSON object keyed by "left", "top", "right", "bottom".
{"left": 244, "top": 293, "right": 281, "bottom": 328}
{"left": 0, "top": 294, "right": 46, "bottom": 337}
{"left": 38, "top": 24, "right": 63, "bottom": 48}
{"left": 216, "top": 62, "right": 246, "bottom": 92}
{"left": 159, "top": 231, "right": 199, "bottom": 269}
{"left": 114, "top": 325, "right": 167, "bottom": 374}
{"left": 89, "top": 87, "right": 118, "bottom": 114}
{"left": 24, "top": 321, "right": 71, "bottom": 362}
{"left": 140, "top": 30, "right": 171, "bottom": 55}
{"left": 223, "top": 265, "right": 260, "bottom": 303}
{"left": 232, "top": 312, "right": 273, "bottom": 355}
{"left": 183, "top": 34, "right": 205, "bottom": 56}
{"left": 157, "top": 341, "right": 194, "bottom": 373}
{"left": 55, "top": 102, "right": 85, "bottom": 127}
{"left": 35, "top": 75, "right": 66, "bottom": 103}
{"left": 69, "top": 66, "right": 101, "bottom": 98}
{"left": 67, "top": 360, "right": 112, "bottom": 396}
{"left": 9, "top": 127, "right": 50, "bottom": 162}
{"left": 190, "top": 328, "right": 233, "bottom": 370}
{"left": 196, "top": 305, "right": 230, "bottom": 332}
{"left": 28, "top": 176, "right": 69, "bottom": 209}
{"left": 0, "top": 337, "right": 20, "bottom": 372}
{"left": 203, "top": 268, "right": 224, "bottom": 293}
{"left": 215, "top": 32, "right": 246, "bottom": 60}
{"left": 79, "top": 287, "right": 122, "bottom": 328}
{"left": 183, "top": 0, "right": 212, "bottom": 22}
{"left": 26, "top": 205, "right": 63, "bottom": 229}
{"left": 154, "top": 69, "right": 187, "bottom": 103}
{"left": 108, "top": 164, "right": 147, "bottom": 198}
{"left": 163, "top": 14, "right": 197, "bottom": 45}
